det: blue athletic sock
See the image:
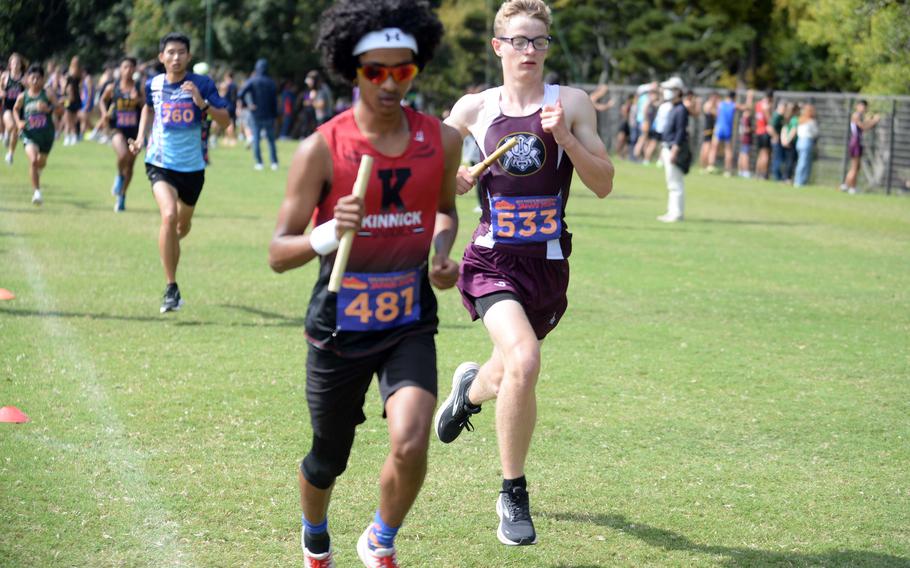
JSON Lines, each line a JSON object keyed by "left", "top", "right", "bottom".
{"left": 302, "top": 514, "right": 330, "bottom": 554}
{"left": 369, "top": 510, "right": 399, "bottom": 549}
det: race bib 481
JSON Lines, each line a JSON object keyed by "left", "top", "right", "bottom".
{"left": 336, "top": 269, "right": 421, "bottom": 331}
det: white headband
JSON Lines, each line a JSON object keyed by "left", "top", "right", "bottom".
{"left": 352, "top": 28, "right": 418, "bottom": 56}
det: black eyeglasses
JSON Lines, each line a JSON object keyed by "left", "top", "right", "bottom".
{"left": 496, "top": 35, "right": 552, "bottom": 51}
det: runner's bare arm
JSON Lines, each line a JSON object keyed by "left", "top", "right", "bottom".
{"left": 269, "top": 134, "right": 363, "bottom": 273}
{"left": 128, "top": 104, "right": 154, "bottom": 154}
{"left": 13, "top": 94, "right": 25, "bottom": 131}
{"left": 543, "top": 87, "right": 613, "bottom": 198}
{"left": 429, "top": 123, "right": 461, "bottom": 290}
{"left": 98, "top": 84, "right": 114, "bottom": 122}
{"left": 444, "top": 93, "right": 484, "bottom": 195}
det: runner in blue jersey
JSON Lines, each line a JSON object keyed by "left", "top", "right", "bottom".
{"left": 129, "top": 32, "right": 229, "bottom": 313}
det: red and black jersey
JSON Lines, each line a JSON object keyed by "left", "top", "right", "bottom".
{"left": 305, "top": 106, "right": 445, "bottom": 356}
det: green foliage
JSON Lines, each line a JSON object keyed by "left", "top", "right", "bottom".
{"left": 125, "top": 0, "right": 167, "bottom": 59}
{"left": 424, "top": 0, "right": 493, "bottom": 108}
{"left": 778, "top": 0, "right": 910, "bottom": 94}
{"left": 2, "top": 0, "right": 908, "bottom": 99}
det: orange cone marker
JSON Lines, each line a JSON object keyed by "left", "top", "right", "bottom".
{"left": 0, "top": 289, "right": 15, "bottom": 300}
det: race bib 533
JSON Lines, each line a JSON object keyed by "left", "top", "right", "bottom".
{"left": 491, "top": 195, "right": 562, "bottom": 244}
{"left": 336, "top": 269, "right": 421, "bottom": 331}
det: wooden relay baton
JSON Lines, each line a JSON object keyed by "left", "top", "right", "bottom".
{"left": 328, "top": 154, "right": 374, "bottom": 293}
{"left": 469, "top": 136, "right": 518, "bottom": 177}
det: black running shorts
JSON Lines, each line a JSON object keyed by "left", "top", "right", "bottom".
{"left": 304, "top": 332, "right": 437, "bottom": 438}
{"left": 145, "top": 163, "right": 205, "bottom": 206}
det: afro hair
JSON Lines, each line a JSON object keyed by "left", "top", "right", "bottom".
{"left": 317, "top": 0, "right": 444, "bottom": 83}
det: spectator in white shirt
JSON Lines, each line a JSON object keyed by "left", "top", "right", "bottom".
{"left": 794, "top": 104, "right": 819, "bottom": 187}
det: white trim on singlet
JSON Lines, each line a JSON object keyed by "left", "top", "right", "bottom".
{"left": 468, "top": 84, "right": 564, "bottom": 166}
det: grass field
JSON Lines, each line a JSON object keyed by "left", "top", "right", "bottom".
{"left": 1, "top": 138, "right": 909, "bottom": 567}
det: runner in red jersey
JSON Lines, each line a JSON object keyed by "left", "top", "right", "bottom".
{"left": 434, "top": 0, "right": 614, "bottom": 548}
{"left": 268, "top": 2, "right": 460, "bottom": 566}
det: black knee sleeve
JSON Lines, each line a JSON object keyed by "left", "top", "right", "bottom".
{"left": 301, "top": 430, "right": 355, "bottom": 490}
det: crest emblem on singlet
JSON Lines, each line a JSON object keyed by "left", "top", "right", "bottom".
{"left": 499, "top": 133, "right": 545, "bottom": 176}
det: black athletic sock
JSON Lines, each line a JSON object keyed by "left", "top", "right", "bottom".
{"left": 502, "top": 475, "right": 527, "bottom": 492}
{"left": 304, "top": 530, "right": 331, "bottom": 555}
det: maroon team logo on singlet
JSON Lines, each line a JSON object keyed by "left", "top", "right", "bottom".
{"left": 499, "top": 133, "right": 545, "bottom": 177}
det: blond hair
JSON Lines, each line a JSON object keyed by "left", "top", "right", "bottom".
{"left": 493, "top": 0, "right": 552, "bottom": 36}
{"left": 799, "top": 103, "right": 816, "bottom": 124}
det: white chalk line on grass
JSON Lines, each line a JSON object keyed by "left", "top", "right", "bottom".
{"left": 10, "top": 227, "right": 193, "bottom": 567}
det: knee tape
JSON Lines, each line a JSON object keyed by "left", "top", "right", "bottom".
{"left": 301, "top": 431, "right": 354, "bottom": 490}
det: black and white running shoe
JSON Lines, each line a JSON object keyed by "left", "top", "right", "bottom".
{"left": 434, "top": 362, "right": 482, "bottom": 443}
{"left": 160, "top": 284, "right": 184, "bottom": 313}
{"left": 497, "top": 486, "right": 538, "bottom": 546}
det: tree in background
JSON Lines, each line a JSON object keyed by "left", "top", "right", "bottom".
{"left": 778, "top": 0, "right": 910, "bottom": 95}
{"left": 126, "top": 0, "right": 330, "bottom": 83}
{"left": 551, "top": 0, "right": 758, "bottom": 87}
{"left": 2, "top": 0, "right": 907, "bottom": 105}
{"left": 1, "top": 0, "right": 130, "bottom": 73}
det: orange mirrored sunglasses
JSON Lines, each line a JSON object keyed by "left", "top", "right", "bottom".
{"left": 356, "top": 62, "right": 419, "bottom": 85}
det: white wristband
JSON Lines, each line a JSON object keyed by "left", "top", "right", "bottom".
{"left": 309, "top": 219, "right": 340, "bottom": 255}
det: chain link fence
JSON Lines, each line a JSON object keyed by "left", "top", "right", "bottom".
{"left": 585, "top": 84, "right": 910, "bottom": 195}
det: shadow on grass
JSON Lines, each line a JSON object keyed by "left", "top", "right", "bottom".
{"left": 545, "top": 512, "right": 910, "bottom": 567}
{"left": 220, "top": 303, "right": 474, "bottom": 330}
{"left": 193, "top": 211, "right": 263, "bottom": 221}
{"left": 693, "top": 218, "right": 808, "bottom": 227}
{"left": 62, "top": 199, "right": 158, "bottom": 215}
{"left": 569, "top": 220, "right": 684, "bottom": 233}
{"left": 0, "top": 306, "right": 201, "bottom": 324}
{"left": 219, "top": 303, "right": 305, "bottom": 326}
{"left": 0, "top": 207, "right": 43, "bottom": 215}
{"left": 0, "top": 304, "right": 475, "bottom": 330}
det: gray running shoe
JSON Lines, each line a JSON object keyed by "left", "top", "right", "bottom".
{"left": 434, "top": 362, "right": 481, "bottom": 443}
{"left": 160, "top": 285, "right": 184, "bottom": 313}
{"left": 496, "top": 487, "right": 538, "bottom": 546}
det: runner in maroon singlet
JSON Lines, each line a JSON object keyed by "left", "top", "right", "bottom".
{"left": 841, "top": 99, "right": 880, "bottom": 194}
{"left": 434, "top": 0, "right": 614, "bottom": 547}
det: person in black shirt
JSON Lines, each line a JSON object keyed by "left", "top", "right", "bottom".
{"left": 238, "top": 59, "right": 278, "bottom": 170}
{"left": 658, "top": 77, "right": 689, "bottom": 223}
